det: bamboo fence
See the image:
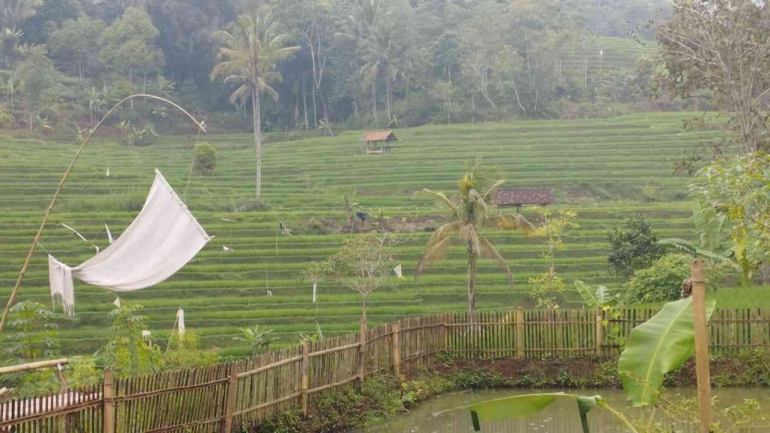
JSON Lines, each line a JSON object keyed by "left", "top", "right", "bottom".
{"left": 0, "top": 307, "right": 768, "bottom": 432}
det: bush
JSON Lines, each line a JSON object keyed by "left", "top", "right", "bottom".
{"left": 606, "top": 216, "right": 665, "bottom": 278}
{"left": 193, "top": 142, "right": 217, "bottom": 176}
{"left": 624, "top": 254, "right": 691, "bottom": 303}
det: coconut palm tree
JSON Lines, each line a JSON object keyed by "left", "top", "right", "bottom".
{"left": 414, "top": 162, "right": 534, "bottom": 321}
{"left": 211, "top": 12, "right": 299, "bottom": 204}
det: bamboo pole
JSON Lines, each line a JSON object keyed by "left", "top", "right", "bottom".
{"left": 0, "top": 358, "right": 69, "bottom": 375}
{"left": 515, "top": 307, "right": 524, "bottom": 359}
{"left": 103, "top": 369, "right": 115, "bottom": 433}
{"left": 595, "top": 307, "right": 604, "bottom": 357}
{"left": 0, "top": 94, "right": 205, "bottom": 333}
{"left": 222, "top": 372, "right": 238, "bottom": 433}
{"left": 301, "top": 340, "right": 309, "bottom": 416}
{"left": 690, "top": 259, "right": 711, "bottom": 433}
{"left": 391, "top": 322, "right": 401, "bottom": 378}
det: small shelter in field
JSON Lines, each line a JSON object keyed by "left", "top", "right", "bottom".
{"left": 494, "top": 188, "right": 554, "bottom": 213}
{"left": 361, "top": 130, "right": 397, "bottom": 154}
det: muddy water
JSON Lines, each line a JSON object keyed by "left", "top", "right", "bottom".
{"left": 358, "top": 388, "right": 770, "bottom": 433}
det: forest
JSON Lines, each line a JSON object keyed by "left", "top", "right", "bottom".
{"left": 0, "top": 0, "right": 671, "bottom": 137}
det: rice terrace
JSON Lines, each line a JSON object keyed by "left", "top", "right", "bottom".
{"left": 1, "top": 0, "right": 770, "bottom": 432}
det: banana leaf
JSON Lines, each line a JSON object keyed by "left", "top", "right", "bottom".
{"left": 618, "top": 297, "right": 716, "bottom": 406}
{"left": 445, "top": 392, "right": 601, "bottom": 432}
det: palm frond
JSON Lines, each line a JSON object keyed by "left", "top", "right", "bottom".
{"left": 489, "top": 213, "right": 535, "bottom": 232}
{"left": 418, "top": 188, "right": 460, "bottom": 218}
{"left": 414, "top": 236, "right": 452, "bottom": 279}
{"left": 479, "top": 235, "right": 513, "bottom": 287}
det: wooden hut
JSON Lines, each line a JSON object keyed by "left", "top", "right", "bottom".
{"left": 494, "top": 188, "right": 554, "bottom": 213}
{"left": 361, "top": 130, "right": 397, "bottom": 154}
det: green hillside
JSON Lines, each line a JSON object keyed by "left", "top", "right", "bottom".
{"left": 0, "top": 112, "right": 731, "bottom": 355}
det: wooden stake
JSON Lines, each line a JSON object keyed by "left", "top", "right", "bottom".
{"left": 358, "top": 318, "right": 367, "bottom": 381}
{"left": 691, "top": 259, "right": 711, "bottom": 433}
{"left": 301, "top": 340, "right": 309, "bottom": 416}
{"left": 391, "top": 322, "right": 401, "bottom": 378}
{"left": 222, "top": 372, "right": 238, "bottom": 433}
{"left": 103, "top": 369, "right": 115, "bottom": 433}
{"left": 595, "top": 307, "right": 604, "bottom": 357}
{"left": 515, "top": 307, "right": 524, "bottom": 359}
{"left": 0, "top": 94, "right": 205, "bottom": 333}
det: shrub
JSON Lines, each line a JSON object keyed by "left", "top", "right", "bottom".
{"left": 192, "top": 142, "right": 217, "bottom": 176}
{"left": 606, "top": 216, "right": 665, "bottom": 278}
{"left": 624, "top": 253, "right": 691, "bottom": 303}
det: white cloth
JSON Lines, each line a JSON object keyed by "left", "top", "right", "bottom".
{"left": 49, "top": 170, "right": 211, "bottom": 315}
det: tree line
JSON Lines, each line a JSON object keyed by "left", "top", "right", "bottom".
{"left": 0, "top": 0, "right": 668, "bottom": 136}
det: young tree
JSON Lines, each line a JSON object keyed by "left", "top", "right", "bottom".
{"left": 94, "top": 303, "right": 161, "bottom": 378}
{"left": 15, "top": 45, "right": 57, "bottom": 131}
{"left": 3, "top": 300, "right": 58, "bottom": 363}
{"left": 657, "top": 0, "right": 770, "bottom": 154}
{"left": 414, "top": 162, "right": 534, "bottom": 320}
{"left": 325, "top": 235, "right": 397, "bottom": 321}
{"left": 48, "top": 16, "right": 105, "bottom": 80}
{"left": 528, "top": 208, "right": 578, "bottom": 309}
{"left": 233, "top": 325, "right": 275, "bottom": 357}
{"left": 606, "top": 217, "right": 665, "bottom": 278}
{"left": 211, "top": 11, "right": 299, "bottom": 204}
{"left": 100, "top": 7, "right": 163, "bottom": 86}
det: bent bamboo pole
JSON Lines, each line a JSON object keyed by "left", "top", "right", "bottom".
{"left": 0, "top": 95, "right": 205, "bottom": 333}
{"left": 0, "top": 358, "right": 69, "bottom": 375}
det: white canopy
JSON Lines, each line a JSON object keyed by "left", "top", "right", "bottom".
{"left": 49, "top": 170, "right": 211, "bottom": 315}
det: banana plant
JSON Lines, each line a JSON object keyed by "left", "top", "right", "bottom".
{"left": 443, "top": 392, "right": 638, "bottom": 433}
{"left": 458, "top": 296, "right": 715, "bottom": 430}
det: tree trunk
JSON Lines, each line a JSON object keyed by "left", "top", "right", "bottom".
{"left": 371, "top": 79, "right": 377, "bottom": 123}
{"left": 466, "top": 243, "right": 477, "bottom": 323}
{"left": 385, "top": 75, "right": 391, "bottom": 122}
{"left": 312, "top": 87, "right": 318, "bottom": 129}
{"left": 447, "top": 66, "right": 452, "bottom": 124}
{"left": 252, "top": 85, "right": 262, "bottom": 204}
{"left": 361, "top": 293, "right": 367, "bottom": 321}
{"left": 302, "top": 78, "right": 309, "bottom": 131}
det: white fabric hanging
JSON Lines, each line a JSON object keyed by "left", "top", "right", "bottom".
{"left": 49, "top": 170, "right": 211, "bottom": 315}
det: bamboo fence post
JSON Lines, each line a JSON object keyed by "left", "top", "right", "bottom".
{"left": 391, "top": 322, "right": 401, "bottom": 378}
{"left": 103, "top": 369, "right": 115, "bottom": 433}
{"left": 222, "top": 372, "right": 238, "bottom": 433}
{"left": 301, "top": 340, "right": 309, "bottom": 416}
{"left": 515, "top": 307, "right": 524, "bottom": 359}
{"left": 358, "top": 318, "right": 366, "bottom": 381}
{"left": 595, "top": 307, "right": 604, "bottom": 357}
{"left": 691, "top": 259, "right": 711, "bottom": 433}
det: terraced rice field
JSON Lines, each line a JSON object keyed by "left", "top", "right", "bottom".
{"left": 0, "top": 112, "right": 733, "bottom": 355}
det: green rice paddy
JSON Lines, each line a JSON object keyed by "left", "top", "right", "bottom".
{"left": 0, "top": 111, "right": 755, "bottom": 356}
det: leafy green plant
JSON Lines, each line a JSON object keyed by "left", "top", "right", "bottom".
{"left": 606, "top": 217, "right": 664, "bottom": 278}
{"left": 93, "top": 303, "right": 161, "bottom": 378}
{"left": 3, "top": 300, "right": 59, "bottom": 363}
{"left": 624, "top": 254, "right": 691, "bottom": 303}
{"left": 192, "top": 142, "right": 217, "bottom": 176}
{"left": 233, "top": 325, "right": 275, "bottom": 357}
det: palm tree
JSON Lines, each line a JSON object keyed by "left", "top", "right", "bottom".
{"left": 211, "top": 12, "right": 299, "bottom": 204}
{"left": 414, "top": 163, "right": 534, "bottom": 321}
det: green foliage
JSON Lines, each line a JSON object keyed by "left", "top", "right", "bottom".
{"left": 163, "top": 332, "right": 218, "bottom": 370}
{"left": 99, "top": 7, "right": 163, "bottom": 81}
{"left": 693, "top": 154, "right": 770, "bottom": 285}
{"left": 93, "top": 303, "right": 161, "bottom": 378}
{"left": 618, "top": 297, "right": 716, "bottom": 407}
{"left": 3, "top": 300, "right": 59, "bottom": 363}
{"left": 606, "top": 216, "right": 665, "bottom": 278}
{"left": 624, "top": 254, "right": 690, "bottom": 303}
{"left": 48, "top": 16, "right": 105, "bottom": 79}
{"left": 193, "top": 142, "right": 217, "bottom": 176}
{"left": 123, "top": 124, "right": 158, "bottom": 147}
{"left": 233, "top": 325, "right": 275, "bottom": 357}
{"left": 528, "top": 208, "right": 578, "bottom": 308}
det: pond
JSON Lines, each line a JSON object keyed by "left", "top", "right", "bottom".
{"left": 359, "top": 388, "right": 770, "bottom": 433}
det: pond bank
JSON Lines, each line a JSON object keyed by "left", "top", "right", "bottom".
{"left": 359, "top": 388, "right": 770, "bottom": 433}
{"left": 251, "top": 351, "right": 770, "bottom": 433}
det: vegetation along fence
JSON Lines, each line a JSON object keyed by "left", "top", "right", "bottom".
{"left": 1, "top": 308, "right": 768, "bottom": 432}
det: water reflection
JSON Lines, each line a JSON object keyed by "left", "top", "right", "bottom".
{"left": 358, "top": 388, "right": 770, "bottom": 433}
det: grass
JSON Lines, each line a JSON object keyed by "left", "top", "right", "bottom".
{"left": 0, "top": 109, "right": 762, "bottom": 356}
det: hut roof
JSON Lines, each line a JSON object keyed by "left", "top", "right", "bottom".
{"left": 494, "top": 188, "right": 554, "bottom": 206}
{"left": 362, "top": 130, "right": 397, "bottom": 142}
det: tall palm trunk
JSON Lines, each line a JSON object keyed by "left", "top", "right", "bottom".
{"left": 466, "top": 242, "right": 477, "bottom": 323}
{"left": 385, "top": 75, "right": 391, "bottom": 122}
{"left": 252, "top": 85, "right": 262, "bottom": 203}
{"left": 371, "top": 79, "right": 377, "bottom": 122}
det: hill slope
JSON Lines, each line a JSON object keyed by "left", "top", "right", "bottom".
{"left": 0, "top": 112, "right": 716, "bottom": 355}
